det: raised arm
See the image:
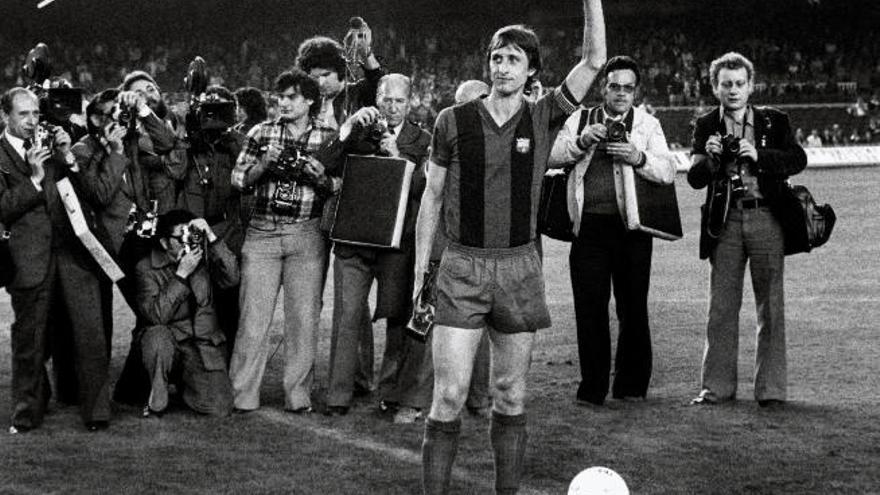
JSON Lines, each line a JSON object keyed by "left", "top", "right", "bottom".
{"left": 563, "top": 0, "right": 607, "bottom": 103}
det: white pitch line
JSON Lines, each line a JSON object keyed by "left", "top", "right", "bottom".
{"left": 37, "top": 0, "right": 57, "bottom": 9}
{"left": 256, "top": 409, "right": 551, "bottom": 495}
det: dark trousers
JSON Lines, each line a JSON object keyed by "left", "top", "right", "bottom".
{"left": 569, "top": 213, "right": 653, "bottom": 404}
{"left": 112, "top": 235, "right": 153, "bottom": 406}
{"left": 9, "top": 251, "right": 110, "bottom": 429}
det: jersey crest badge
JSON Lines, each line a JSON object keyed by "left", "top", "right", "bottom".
{"left": 515, "top": 138, "right": 531, "bottom": 154}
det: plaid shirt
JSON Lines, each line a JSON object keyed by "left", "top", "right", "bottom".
{"left": 233, "top": 118, "right": 341, "bottom": 226}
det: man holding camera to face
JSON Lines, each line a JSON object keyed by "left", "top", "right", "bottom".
{"left": 135, "top": 210, "right": 238, "bottom": 417}
{"left": 549, "top": 56, "right": 676, "bottom": 406}
{"left": 72, "top": 84, "right": 181, "bottom": 407}
{"left": 1, "top": 87, "right": 113, "bottom": 433}
{"left": 688, "top": 52, "right": 806, "bottom": 408}
{"left": 229, "top": 69, "right": 342, "bottom": 414}
{"left": 325, "top": 74, "right": 432, "bottom": 421}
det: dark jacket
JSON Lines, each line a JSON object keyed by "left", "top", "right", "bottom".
{"left": 0, "top": 136, "right": 111, "bottom": 289}
{"left": 182, "top": 130, "right": 244, "bottom": 255}
{"left": 687, "top": 106, "right": 807, "bottom": 259}
{"left": 330, "top": 67, "right": 385, "bottom": 126}
{"left": 135, "top": 240, "right": 239, "bottom": 368}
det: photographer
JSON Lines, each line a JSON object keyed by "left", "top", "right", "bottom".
{"left": 325, "top": 74, "right": 432, "bottom": 421}
{"left": 182, "top": 85, "right": 244, "bottom": 354}
{"left": 295, "top": 18, "right": 384, "bottom": 130}
{"left": 687, "top": 52, "right": 806, "bottom": 408}
{"left": 229, "top": 69, "right": 342, "bottom": 414}
{"left": 72, "top": 86, "right": 178, "bottom": 406}
{"left": 135, "top": 210, "right": 237, "bottom": 417}
{"left": 549, "top": 56, "right": 676, "bottom": 406}
{"left": 1, "top": 87, "right": 113, "bottom": 433}
{"left": 119, "top": 70, "right": 186, "bottom": 215}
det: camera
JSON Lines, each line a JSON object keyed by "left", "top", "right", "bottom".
{"left": 126, "top": 200, "right": 159, "bottom": 239}
{"left": 34, "top": 123, "right": 56, "bottom": 149}
{"left": 367, "top": 115, "right": 389, "bottom": 142}
{"left": 270, "top": 180, "right": 298, "bottom": 214}
{"left": 180, "top": 224, "right": 206, "bottom": 254}
{"left": 184, "top": 56, "right": 237, "bottom": 135}
{"left": 406, "top": 261, "right": 440, "bottom": 342}
{"left": 719, "top": 134, "right": 741, "bottom": 163}
{"left": 111, "top": 104, "right": 135, "bottom": 127}
{"left": 21, "top": 43, "right": 84, "bottom": 127}
{"left": 604, "top": 119, "right": 627, "bottom": 143}
{"left": 269, "top": 146, "right": 313, "bottom": 182}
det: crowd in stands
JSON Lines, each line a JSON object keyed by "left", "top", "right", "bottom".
{"left": 1, "top": 2, "right": 878, "bottom": 141}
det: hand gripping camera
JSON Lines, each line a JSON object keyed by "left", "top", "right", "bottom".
{"left": 406, "top": 261, "right": 440, "bottom": 342}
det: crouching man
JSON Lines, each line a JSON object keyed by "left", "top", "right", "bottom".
{"left": 135, "top": 209, "right": 239, "bottom": 416}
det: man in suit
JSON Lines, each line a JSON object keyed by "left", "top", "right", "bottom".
{"left": 0, "top": 87, "right": 112, "bottom": 433}
{"left": 687, "top": 52, "right": 807, "bottom": 408}
{"left": 325, "top": 74, "right": 432, "bottom": 421}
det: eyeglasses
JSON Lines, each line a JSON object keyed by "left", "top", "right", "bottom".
{"left": 606, "top": 83, "right": 637, "bottom": 94}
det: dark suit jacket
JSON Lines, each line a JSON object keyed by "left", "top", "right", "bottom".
{"left": 334, "top": 120, "right": 431, "bottom": 320}
{"left": 330, "top": 67, "right": 385, "bottom": 126}
{"left": 687, "top": 106, "right": 807, "bottom": 259}
{"left": 0, "top": 136, "right": 110, "bottom": 289}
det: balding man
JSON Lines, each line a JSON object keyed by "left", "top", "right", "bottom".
{"left": 454, "top": 80, "right": 490, "bottom": 106}
{"left": 325, "top": 74, "right": 432, "bottom": 421}
{"left": 1, "top": 88, "right": 112, "bottom": 432}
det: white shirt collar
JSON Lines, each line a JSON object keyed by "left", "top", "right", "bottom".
{"left": 4, "top": 129, "right": 27, "bottom": 161}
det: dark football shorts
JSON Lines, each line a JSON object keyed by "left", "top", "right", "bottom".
{"left": 434, "top": 242, "right": 551, "bottom": 333}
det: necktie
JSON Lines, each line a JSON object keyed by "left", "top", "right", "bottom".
{"left": 23, "top": 139, "right": 33, "bottom": 151}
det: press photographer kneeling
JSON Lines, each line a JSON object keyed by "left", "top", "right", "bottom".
{"left": 135, "top": 210, "right": 239, "bottom": 417}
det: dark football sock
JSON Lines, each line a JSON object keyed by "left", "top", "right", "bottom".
{"left": 422, "top": 417, "right": 462, "bottom": 495}
{"left": 490, "top": 411, "right": 528, "bottom": 495}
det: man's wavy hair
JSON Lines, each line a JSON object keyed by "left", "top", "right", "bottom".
{"left": 485, "top": 24, "right": 542, "bottom": 88}
{"left": 275, "top": 69, "right": 322, "bottom": 118}
{"left": 709, "top": 51, "right": 755, "bottom": 87}
{"left": 295, "top": 36, "right": 346, "bottom": 78}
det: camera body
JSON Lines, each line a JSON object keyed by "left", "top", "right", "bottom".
{"left": 111, "top": 104, "right": 135, "bottom": 127}
{"left": 180, "top": 224, "right": 206, "bottom": 253}
{"left": 367, "top": 115, "right": 389, "bottom": 142}
{"left": 604, "top": 119, "right": 628, "bottom": 143}
{"left": 184, "top": 56, "right": 236, "bottom": 135}
{"left": 34, "top": 123, "right": 56, "bottom": 150}
{"left": 126, "top": 200, "right": 160, "bottom": 239}
{"left": 718, "top": 134, "right": 749, "bottom": 197}
{"left": 22, "top": 43, "right": 84, "bottom": 127}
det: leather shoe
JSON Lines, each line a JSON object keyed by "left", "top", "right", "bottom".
{"left": 691, "top": 390, "right": 720, "bottom": 405}
{"left": 287, "top": 406, "right": 314, "bottom": 415}
{"left": 758, "top": 399, "right": 785, "bottom": 408}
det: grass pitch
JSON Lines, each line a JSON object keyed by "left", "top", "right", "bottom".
{"left": 1, "top": 167, "right": 878, "bottom": 494}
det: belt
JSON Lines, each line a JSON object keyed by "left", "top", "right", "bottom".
{"left": 735, "top": 198, "right": 767, "bottom": 209}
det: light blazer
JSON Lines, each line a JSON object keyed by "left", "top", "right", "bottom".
{"left": 549, "top": 105, "right": 676, "bottom": 237}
